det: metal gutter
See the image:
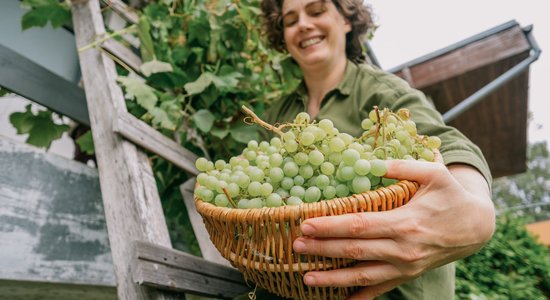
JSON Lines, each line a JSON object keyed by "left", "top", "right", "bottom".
{"left": 442, "top": 25, "right": 542, "bottom": 123}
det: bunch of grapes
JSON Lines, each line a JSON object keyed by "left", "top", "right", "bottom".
{"left": 194, "top": 106, "right": 441, "bottom": 209}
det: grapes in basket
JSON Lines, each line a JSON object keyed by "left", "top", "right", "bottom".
{"left": 194, "top": 105, "right": 441, "bottom": 208}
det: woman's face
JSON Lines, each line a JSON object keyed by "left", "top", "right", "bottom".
{"left": 281, "top": 0, "right": 351, "bottom": 69}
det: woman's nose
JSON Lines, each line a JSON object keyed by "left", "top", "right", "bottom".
{"left": 297, "top": 15, "right": 314, "bottom": 31}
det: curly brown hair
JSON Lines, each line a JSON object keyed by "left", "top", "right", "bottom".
{"left": 260, "top": 0, "right": 375, "bottom": 63}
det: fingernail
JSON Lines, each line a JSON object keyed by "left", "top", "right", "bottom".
{"left": 293, "top": 239, "right": 306, "bottom": 252}
{"left": 301, "top": 223, "right": 315, "bottom": 235}
{"left": 304, "top": 275, "right": 316, "bottom": 286}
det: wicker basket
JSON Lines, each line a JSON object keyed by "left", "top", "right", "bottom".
{"left": 194, "top": 180, "right": 419, "bottom": 300}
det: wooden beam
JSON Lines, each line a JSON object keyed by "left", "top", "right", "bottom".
{"left": 71, "top": 1, "right": 175, "bottom": 299}
{"left": 113, "top": 112, "right": 199, "bottom": 175}
{"left": 394, "top": 26, "right": 531, "bottom": 89}
{"left": 0, "top": 44, "right": 89, "bottom": 125}
{"left": 132, "top": 241, "right": 249, "bottom": 299}
{"left": 102, "top": 0, "right": 139, "bottom": 24}
{"left": 101, "top": 37, "right": 142, "bottom": 72}
{"left": 180, "top": 178, "right": 231, "bottom": 266}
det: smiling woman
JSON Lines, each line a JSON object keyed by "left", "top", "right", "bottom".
{"left": 233, "top": 0, "right": 498, "bottom": 299}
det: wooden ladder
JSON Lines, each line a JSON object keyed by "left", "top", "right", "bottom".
{"left": 71, "top": 0, "right": 249, "bottom": 298}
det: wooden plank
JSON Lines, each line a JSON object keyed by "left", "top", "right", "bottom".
{"left": 394, "top": 26, "right": 531, "bottom": 89}
{"left": 0, "top": 279, "right": 116, "bottom": 300}
{"left": 102, "top": 0, "right": 139, "bottom": 24}
{"left": 0, "top": 43, "right": 89, "bottom": 126}
{"left": 114, "top": 112, "right": 199, "bottom": 175}
{"left": 180, "top": 178, "right": 231, "bottom": 266}
{"left": 133, "top": 241, "right": 249, "bottom": 299}
{"left": 102, "top": 38, "right": 142, "bottom": 72}
{"left": 71, "top": 1, "right": 176, "bottom": 299}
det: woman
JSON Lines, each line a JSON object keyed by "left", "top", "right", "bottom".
{"left": 255, "top": 0, "right": 496, "bottom": 299}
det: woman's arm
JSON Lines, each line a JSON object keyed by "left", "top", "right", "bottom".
{"left": 292, "top": 158, "right": 496, "bottom": 299}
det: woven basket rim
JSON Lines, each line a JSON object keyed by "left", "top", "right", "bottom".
{"left": 195, "top": 179, "right": 418, "bottom": 222}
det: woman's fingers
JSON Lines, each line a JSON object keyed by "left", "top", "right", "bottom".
{"left": 384, "top": 157, "right": 448, "bottom": 185}
{"left": 299, "top": 211, "right": 403, "bottom": 239}
{"left": 302, "top": 261, "right": 401, "bottom": 288}
{"left": 294, "top": 237, "right": 407, "bottom": 263}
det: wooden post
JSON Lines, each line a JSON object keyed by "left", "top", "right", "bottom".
{"left": 71, "top": 1, "right": 177, "bottom": 299}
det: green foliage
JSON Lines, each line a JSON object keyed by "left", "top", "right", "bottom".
{"left": 456, "top": 214, "right": 550, "bottom": 299}
{"left": 21, "top": 0, "right": 71, "bottom": 30}
{"left": 75, "top": 130, "right": 95, "bottom": 155}
{"left": 9, "top": 104, "right": 70, "bottom": 149}
{"left": 0, "top": 87, "right": 9, "bottom": 97}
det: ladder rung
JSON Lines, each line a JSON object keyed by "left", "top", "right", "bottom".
{"left": 132, "top": 241, "right": 249, "bottom": 299}
{"left": 114, "top": 112, "right": 199, "bottom": 175}
{"left": 103, "top": 0, "right": 139, "bottom": 24}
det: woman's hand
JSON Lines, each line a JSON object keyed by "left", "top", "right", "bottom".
{"left": 292, "top": 157, "right": 495, "bottom": 299}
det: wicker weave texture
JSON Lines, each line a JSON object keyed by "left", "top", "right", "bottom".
{"left": 195, "top": 180, "right": 419, "bottom": 300}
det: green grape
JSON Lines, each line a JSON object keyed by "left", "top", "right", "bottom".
{"left": 247, "top": 140, "right": 258, "bottom": 150}
{"left": 205, "top": 161, "right": 214, "bottom": 172}
{"left": 381, "top": 178, "right": 398, "bottom": 187}
{"left": 214, "top": 160, "right": 226, "bottom": 170}
{"left": 299, "top": 164, "right": 314, "bottom": 179}
{"left": 260, "top": 183, "right": 274, "bottom": 196}
{"left": 197, "top": 173, "right": 209, "bottom": 186}
{"left": 276, "top": 188, "right": 290, "bottom": 198}
{"left": 395, "top": 130, "right": 409, "bottom": 142}
{"left": 293, "top": 175, "right": 305, "bottom": 186}
{"left": 281, "top": 177, "right": 294, "bottom": 190}
{"left": 214, "top": 180, "right": 228, "bottom": 194}
{"left": 259, "top": 141, "right": 270, "bottom": 152}
{"left": 195, "top": 186, "right": 213, "bottom": 202}
{"left": 247, "top": 166, "right": 265, "bottom": 182}
{"left": 348, "top": 142, "right": 364, "bottom": 153}
{"left": 227, "top": 182, "right": 240, "bottom": 198}
{"left": 369, "top": 109, "right": 378, "bottom": 123}
{"left": 244, "top": 150, "right": 257, "bottom": 161}
{"left": 370, "top": 159, "right": 387, "bottom": 177}
{"left": 329, "top": 137, "right": 346, "bottom": 152}
{"left": 290, "top": 186, "right": 305, "bottom": 199}
{"left": 320, "top": 162, "right": 335, "bottom": 175}
{"left": 387, "top": 115, "right": 398, "bottom": 125}
{"left": 404, "top": 120, "right": 417, "bottom": 135}
{"left": 284, "top": 139, "right": 298, "bottom": 153}
{"left": 266, "top": 193, "right": 283, "bottom": 207}
{"left": 283, "top": 161, "right": 299, "bottom": 177}
{"left": 294, "top": 152, "right": 309, "bottom": 165}
{"left": 328, "top": 152, "right": 343, "bottom": 165}
{"left": 287, "top": 196, "right": 303, "bottom": 206}
{"left": 237, "top": 198, "right": 249, "bottom": 209}
{"left": 340, "top": 166, "right": 355, "bottom": 181}
{"left": 299, "top": 132, "right": 315, "bottom": 146}
{"left": 342, "top": 148, "right": 360, "bottom": 166}
{"left": 248, "top": 181, "right": 262, "bottom": 197}
{"left": 282, "top": 131, "right": 296, "bottom": 142}
{"left": 270, "top": 137, "right": 282, "bottom": 148}
{"left": 195, "top": 157, "right": 210, "bottom": 172}
{"left": 295, "top": 112, "right": 311, "bottom": 124}
{"left": 269, "top": 167, "right": 285, "bottom": 183}
{"left": 361, "top": 119, "right": 373, "bottom": 130}
{"left": 322, "top": 185, "right": 336, "bottom": 199}
{"left": 353, "top": 159, "right": 371, "bottom": 176}
{"left": 214, "top": 194, "right": 229, "bottom": 207}
{"left": 316, "top": 174, "right": 330, "bottom": 189}
{"left": 304, "top": 187, "right": 322, "bottom": 203}
{"left": 427, "top": 136, "right": 442, "bottom": 149}
{"left": 421, "top": 148, "right": 435, "bottom": 161}
{"left": 308, "top": 150, "right": 324, "bottom": 166}
{"left": 338, "top": 133, "right": 353, "bottom": 145}
{"left": 335, "top": 184, "right": 350, "bottom": 197}
{"left": 235, "top": 173, "right": 250, "bottom": 188}
{"left": 248, "top": 198, "right": 263, "bottom": 208}
{"left": 368, "top": 174, "right": 382, "bottom": 187}
{"left": 318, "top": 119, "right": 334, "bottom": 132}
{"left": 269, "top": 153, "right": 283, "bottom": 167}
{"left": 352, "top": 176, "right": 371, "bottom": 194}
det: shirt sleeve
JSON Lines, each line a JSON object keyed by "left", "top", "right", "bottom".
{"left": 372, "top": 81, "right": 493, "bottom": 188}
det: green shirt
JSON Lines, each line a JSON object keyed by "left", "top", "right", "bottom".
{"left": 261, "top": 61, "right": 492, "bottom": 299}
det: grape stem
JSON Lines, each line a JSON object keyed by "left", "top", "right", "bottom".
{"left": 242, "top": 105, "right": 284, "bottom": 136}
{"left": 222, "top": 187, "right": 238, "bottom": 208}
{"left": 373, "top": 106, "right": 381, "bottom": 149}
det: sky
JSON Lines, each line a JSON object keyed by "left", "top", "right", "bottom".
{"left": 367, "top": 0, "right": 549, "bottom": 144}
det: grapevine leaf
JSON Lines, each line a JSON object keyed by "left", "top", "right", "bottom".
{"left": 192, "top": 109, "right": 215, "bottom": 133}
{"left": 151, "top": 107, "right": 176, "bottom": 130}
{"left": 9, "top": 105, "right": 34, "bottom": 134}
{"left": 187, "top": 12, "right": 210, "bottom": 46}
{"left": 76, "top": 130, "right": 95, "bottom": 155}
{"left": 117, "top": 76, "right": 158, "bottom": 111}
{"left": 230, "top": 122, "right": 259, "bottom": 144}
{"left": 210, "top": 72, "right": 242, "bottom": 90}
{"left": 21, "top": 3, "right": 71, "bottom": 30}
{"left": 210, "top": 127, "right": 229, "bottom": 139}
{"left": 184, "top": 72, "right": 213, "bottom": 95}
{"left": 137, "top": 16, "right": 155, "bottom": 62}
{"left": 25, "top": 111, "right": 69, "bottom": 149}
{"left": 140, "top": 59, "right": 173, "bottom": 77}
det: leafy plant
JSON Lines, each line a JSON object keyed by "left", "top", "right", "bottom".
{"left": 20, "top": 0, "right": 71, "bottom": 30}
{"left": 9, "top": 104, "right": 70, "bottom": 149}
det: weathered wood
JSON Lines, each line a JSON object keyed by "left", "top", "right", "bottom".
{"left": 0, "top": 137, "right": 115, "bottom": 290}
{"left": 394, "top": 25, "right": 530, "bottom": 89}
{"left": 114, "top": 112, "right": 199, "bottom": 175}
{"left": 103, "top": 0, "right": 139, "bottom": 24}
{"left": 180, "top": 178, "right": 231, "bottom": 266}
{"left": 102, "top": 38, "right": 142, "bottom": 72}
{"left": 71, "top": 0, "right": 175, "bottom": 299}
{"left": 0, "top": 44, "right": 89, "bottom": 125}
{"left": 105, "top": 10, "right": 140, "bottom": 49}
{"left": 133, "top": 241, "right": 249, "bottom": 299}
{"left": 0, "top": 279, "right": 116, "bottom": 300}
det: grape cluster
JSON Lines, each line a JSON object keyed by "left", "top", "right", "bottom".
{"left": 194, "top": 107, "right": 441, "bottom": 209}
